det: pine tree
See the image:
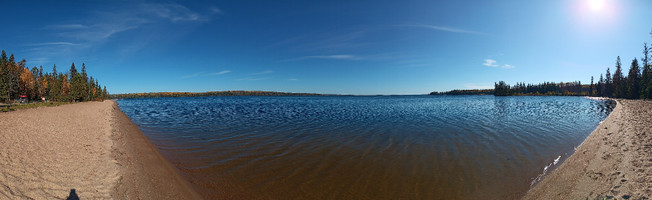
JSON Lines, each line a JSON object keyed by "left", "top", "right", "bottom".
{"left": 597, "top": 74, "right": 604, "bottom": 97}
{"left": 81, "top": 63, "right": 89, "bottom": 101}
{"left": 590, "top": 76, "right": 594, "bottom": 96}
{"left": 642, "top": 43, "right": 652, "bottom": 99}
{"left": 605, "top": 68, "right": 612, "bottom": 97}
{"left": 102, "top": 86, "right": 108, "bottom": 100}
{"left": 627, "top": 58, "right": 641, "bottom": 99}
{"left": 48, "top": 65, "right": 61, "bottom": 101}
{"left": 69, "top": 63, "right": 84, "bottom": 102}
{"left": 613, "top": 57, "right": 625, "bottom": 98}
{"left": 0, "top": 50, "right": 8, "bottom": 102}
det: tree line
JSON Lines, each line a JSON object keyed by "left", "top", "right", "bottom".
{"left": 493, "top": 81, "right": 590, "bottom": 96}
{"left": 0, "top": 50, "right": 109, "bottom": 103}
{"left": 592, "top": 53, "right": 651, "bottom": 99}
{"left": 110, "top": 91, "right": 321, "bottom": 99}
{"left": 430, "top": 89, "right": 494, "bottom": 95}
{"left": 492, "top": 31, "right": 652, "bottom": 99}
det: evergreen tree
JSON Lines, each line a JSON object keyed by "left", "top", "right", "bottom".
{"left": 6, "top": 55, "right": 22, "bottom": 101}
{"left": 627, "top": 58, "right": 641, "bottom": 99}
{"left": 642, "top": 43, "right": 652, "bottom": 99}
{"left": 89, "top": 76, "right": 96, "bottom": 100}
{"left": 81, "top": 63, "right": 89, "bottom": 101}
{"left": 102, "top": 86, "right": 108, "bottom": 100}
{"left": 69, "top": 63, "right": 84, "bottom": 102}
{"left": 597, "top": 74, "right": 604, "bottom": 97}
{"left": 48, "top": 65, "right": 61, "bottom": 101}
{"left": 613, "top": 56, "right": 626, "bottom": 98}
{"left": 605, "top": 68, "right": 612, "bottom": 97}
{"left": 0, "top": 50, "right": 8, "bottom": 101}
{"left": 590, "top": 76, "right": 594, "bottom": 96}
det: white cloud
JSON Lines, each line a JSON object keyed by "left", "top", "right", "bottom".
{"left": 288, "top": 78, "right": 299, "bottom": 81}
{"left": 483, "top": 59, "right": 498, "bottom": 67}
{"left": 483, "top": 59, "right": 514, "bottom": 69}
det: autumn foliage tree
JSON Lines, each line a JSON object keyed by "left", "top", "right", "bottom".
{"left": 0, "top": 50, "right": 109, "bottom": 103}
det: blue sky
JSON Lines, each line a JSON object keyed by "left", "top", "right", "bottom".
{"left": 1, "top": 0, "right": 651, "bottom": 95}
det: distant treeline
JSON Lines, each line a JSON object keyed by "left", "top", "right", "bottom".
{"left": 492, "top": 30, "right": 652, "bottom": 99}
{"left": 493, "top": 81, "right": 590, "bottom": 96}
{"left": 433, "top": 30, "right": 652, "bottom": 99}
{"left": 430, "top": 89, "right": 494, "bottom": 95}
{"left": 493, "top": 48, "right": 651, "bottom": 99}
{"left": 0, "top": 50, "right": 109, "bottom": 103}
{"left": 110, "top": 91, "right": 322, "bottom": 99}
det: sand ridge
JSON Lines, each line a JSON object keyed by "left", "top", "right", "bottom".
{"left": 523, "top": 99, "right": 652, "bottom": 199}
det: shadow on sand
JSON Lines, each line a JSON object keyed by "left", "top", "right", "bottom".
{"left": 66, "top": 189, "right": 79, "bottom": 200}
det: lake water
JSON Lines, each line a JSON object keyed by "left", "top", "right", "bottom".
{"left": 116, "top": 95, "right": 612, "bottom": 199}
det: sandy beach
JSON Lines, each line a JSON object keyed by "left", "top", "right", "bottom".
{"left": 0, "top": 100, "right": 201, "bottom": 199}
{"left": 524, "top": 99, "right": 652, "bottom": 199}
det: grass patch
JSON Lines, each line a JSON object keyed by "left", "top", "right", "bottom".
{"left": 0, "top": 102, "right": 72, "bottom": 112}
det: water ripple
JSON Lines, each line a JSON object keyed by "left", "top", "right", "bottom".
{"left": 117, "top": 95, "right": 611, "bottom": 199}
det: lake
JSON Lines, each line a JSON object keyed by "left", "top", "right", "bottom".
{"left": 116, "top": 95, "right": 612, "bottom": 199}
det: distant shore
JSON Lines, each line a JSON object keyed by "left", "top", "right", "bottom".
{"left": 0, "top": 100, "right": 202, "bottom": 199}
{"left": 523, "top": 99, "right": 652, "bottom": 199}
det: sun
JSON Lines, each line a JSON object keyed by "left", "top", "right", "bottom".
{"left": 588, "top": 0, "right": 606, "bottom": 11}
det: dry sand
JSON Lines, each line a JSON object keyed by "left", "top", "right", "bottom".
{"left": 524, "top": 99, "right": 652, "bottom": 200}
{"left": 0, "top": 100, "right": 202, "bottom": 199}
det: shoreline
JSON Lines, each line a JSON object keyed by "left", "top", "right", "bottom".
{"left": 523, "top": 99, "right": 652, "bottom": 199}
{"left": 110, "top": 100, "right": 203, "bottom": 199}
{"left": 0, "top": 100, "right": 202, "bottom": 199}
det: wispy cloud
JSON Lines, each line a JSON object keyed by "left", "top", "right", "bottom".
{"left": 483, "top": 59, "right": 514, "bottom": 69}
{"left": 253, "top": 70, "right": 273, "bottom": 75}
{"left": 43, "top": 24, "right": 88, "bottom": 30}
{"left": 284, "top": 54, "right": 361, "bottom": 62}
{"left": 29, "top": 3, "right": 223, "bottom": 64}
{"left": 209, "top": 7, "right": 223, "bottom": 14}
{"left": 141, "top": 3, "right": 213, "bottom": 22}
{"left": 501, "top": 64, "right": 515, "bottom": 69}
{"left": 182, "top": 70, "right": 231, "bottom": 79}
{"left": 401, "top": 24, "right": 485, "bottom": 35}
{"left": 238, "top": 77, "right": 270, "bottom": 81}
{"left": 288, "top": 78, "right": 299, "bottom": 81}
{"left": 24, "top": 42, "right": 81, "bottom": 46}
{"left": 210, "top": 70, "right": 231, "bottom": 75}
{"left": 308, "top": 55, "right": 359, "bottom": 59}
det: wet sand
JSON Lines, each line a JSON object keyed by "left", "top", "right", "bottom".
{"left": 0, "top": 100, "right": 201, "bottom": 199}
{"left": 524, "top": 100, "right": 652, "bottom": 199}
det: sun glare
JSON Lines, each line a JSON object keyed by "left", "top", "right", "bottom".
{"left": 588, "top": 0, "right": 605, "bottom": 11}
